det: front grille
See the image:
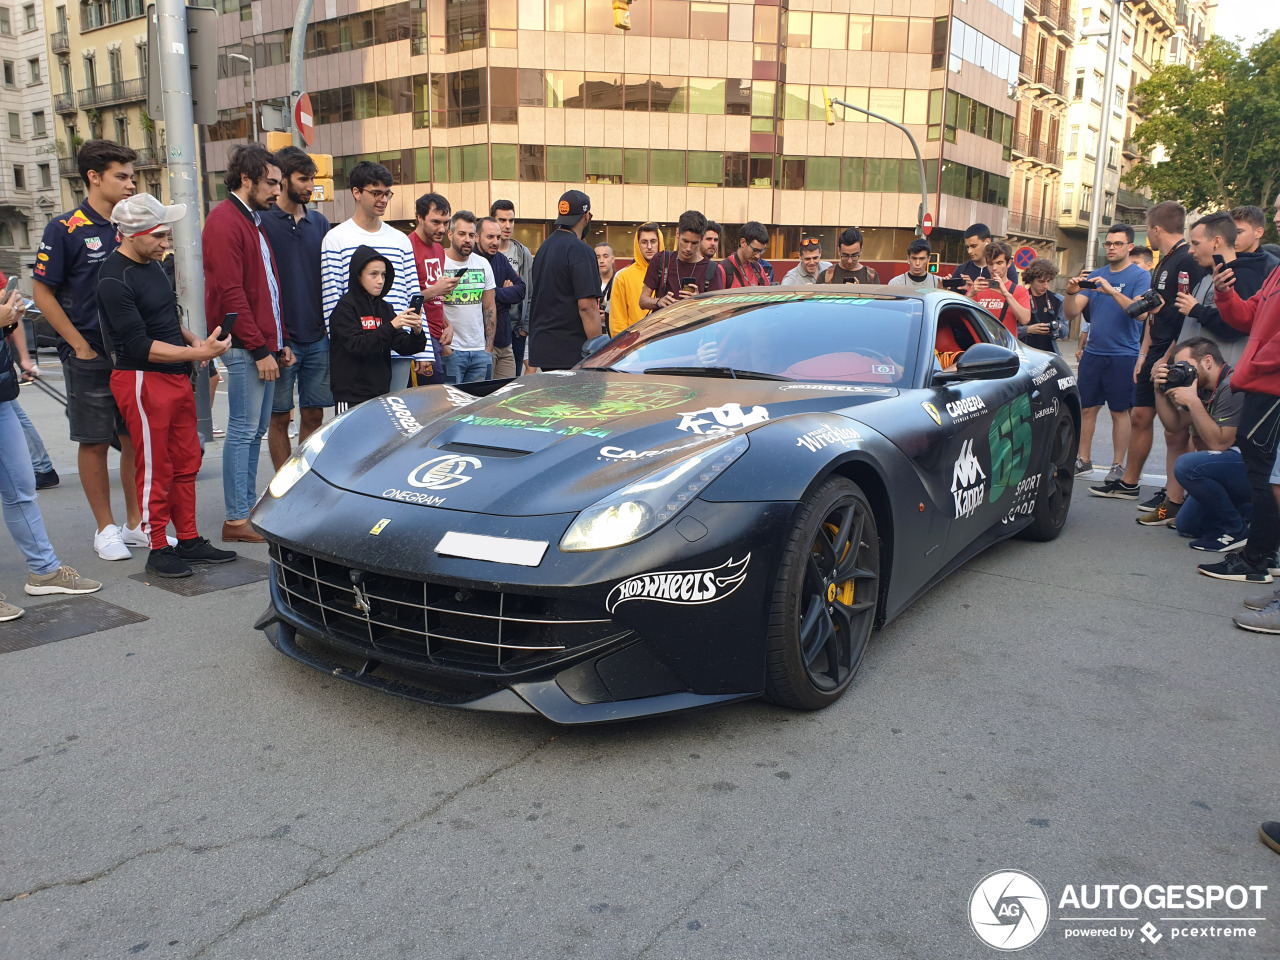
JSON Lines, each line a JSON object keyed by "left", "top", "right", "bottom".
{"left": 270, "top": 544, "right": 621, "bottom": 672}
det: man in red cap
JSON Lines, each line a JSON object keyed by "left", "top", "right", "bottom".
{"left": 97, "top": 193, "right": 238, "bottom": 579}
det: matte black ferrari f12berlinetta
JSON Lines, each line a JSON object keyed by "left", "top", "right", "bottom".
{"left": 253, "top": 288, "right": 1080, "bottom": 723}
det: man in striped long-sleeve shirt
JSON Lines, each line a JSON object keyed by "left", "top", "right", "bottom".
{"left": 320, "top": 161, "right": 431, "bottom": 393}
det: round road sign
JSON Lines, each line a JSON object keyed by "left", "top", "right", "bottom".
{"left": 1014, "top": 246, "right": 1037, "bottom": 272}
{"left": 922, "top": 212, "right": 934, "bottom": 236}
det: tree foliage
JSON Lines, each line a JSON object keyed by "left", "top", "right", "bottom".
{"left": 1125, "top": 31, "right": 1280, "bottom": 213}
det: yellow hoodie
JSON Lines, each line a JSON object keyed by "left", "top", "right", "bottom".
{"left": 609, "top": 229, "right": 665, "bottom": 336}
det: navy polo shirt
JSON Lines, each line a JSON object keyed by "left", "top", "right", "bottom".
{"left": 35, "top": 200, "right": 120, "bottom": 362}
{"left": 260, "top": 202, "right": 331, "bottom": 344}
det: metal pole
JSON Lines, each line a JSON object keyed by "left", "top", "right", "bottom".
{"left": 288, "top": 0, "right": 316, "bottom": 148}
{"left": 229, "top": 53, "right": 256, "bottom": 142}
{"left": 831, "top": 97, "right": 929, "bottom": 237}
{"left": 155, "top": 0, "right": 211, "bottom": 443}
{"left": 1084, "top": 0, "right": 1123, "bottom": 272}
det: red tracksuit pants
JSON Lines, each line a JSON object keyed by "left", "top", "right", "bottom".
{"left": 110, "top": 370, "right": 202, "bottom": 550}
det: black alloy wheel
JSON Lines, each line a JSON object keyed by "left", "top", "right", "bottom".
{"left": 1020, "top": 410, "right": 1078, "bottom": 542}
{"left": 765, "top": 477, "right": 881, "bottom": 710}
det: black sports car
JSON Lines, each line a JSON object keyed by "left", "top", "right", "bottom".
{"left": 253, "top": 288, "right": 1080, "bottom": 723}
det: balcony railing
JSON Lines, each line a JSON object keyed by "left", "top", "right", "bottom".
{"left": 50, "top": 30, "right": 69, "bottom": 53}
{"left": 53, "top": 91, "right": 76, "bottom": 113}
{"left": 1026, "top": 0, "right": 1074, "bottom": 35}
{"left": 1009, "top": 209, "right": 1056, "bottom": 240}
{"left": 77, "top": 77, "right": 147, "bottom": 109}
{"left": 133, "top": 147, "right": 164, "bottom": 168}
{"left": 1018, "top": 58, "right": 1065, "bottom": 97}
{"left": 58, "top": 157, "right": 80, "bottom": 178}
{"left": 1012, "top": 132, "right": 1064, "bottom": 168}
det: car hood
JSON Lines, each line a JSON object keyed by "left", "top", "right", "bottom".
{"left": 308, "top": 372, "right": 897, "bottom": 516}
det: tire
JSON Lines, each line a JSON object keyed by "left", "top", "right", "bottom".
{"left": 1019, "top": 410, "right": 1077, "bottom": 542}
{"left": 764, "top": 477, "right": 881, "bottom": 711}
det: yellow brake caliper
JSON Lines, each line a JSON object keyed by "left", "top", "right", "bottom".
{"left": 822, "top": 522, "right": 856, "bottom": 606}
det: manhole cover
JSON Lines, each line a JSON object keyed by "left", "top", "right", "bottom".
{"left": 0, "top": 597, "right": 149, "bottom": 654}
{"left": 129, "top": 557, "right": 270, "bottom": 596}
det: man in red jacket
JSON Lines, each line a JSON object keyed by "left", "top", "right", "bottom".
{"left": 202, "top": 144, "right": 293, "bottom": 543}
{"left": 1199, "top": 194, "right": 1280, "bottom": 588}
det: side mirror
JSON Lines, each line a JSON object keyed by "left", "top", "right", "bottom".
{"left": 933, "top": 343, "right": 1021, "bottom": 384}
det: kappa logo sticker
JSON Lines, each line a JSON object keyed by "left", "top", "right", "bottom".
{"left": 677, "top": 402, "right": 769, "bottom": 436}
{"left": 951, "top": 439, "right": 987, "bottom": 520}
{"left": 606, "top": 555, "right": 751, "bottom": 612}
{"left": 443, "top": 385, "right": 476, "bottom": 407}
{"left": 922, "top": 402, "right": 943, "bottom": 425}
{"left": 407, "top": 455, "right": 481, "bottom": 490}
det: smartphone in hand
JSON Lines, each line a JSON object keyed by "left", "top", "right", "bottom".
{"left": 218, "top": 313, "right": 237, "bottom": 341}
{"left": 1213, "top": 254, "right": 1227, "bottom": 271}
{"left": 941, "top": 275, "right": 968, "bottom": 291}
{"left": 1077, "top": 279, "right": 1099, "bottom": 290}
{"left": 450, "top": 268, "right": 470, "bottom": 278}
{"left": 409, "top": 294, "right": 425, "bottom": 312}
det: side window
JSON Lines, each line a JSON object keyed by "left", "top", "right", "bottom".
{"left": 970, "top": 308, "right": 1016, "bottom": 348}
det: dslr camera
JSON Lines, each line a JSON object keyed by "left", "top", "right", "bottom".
{"left": 1125, "top": 288, "right": 1163, "bottom": 318}
{"left": 1160, "top": 360, "right": 1198, "bottom": 392}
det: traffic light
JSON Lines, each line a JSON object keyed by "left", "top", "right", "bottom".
{"left": 822, "top": 87, "right": 836, "bottom": 125}
{"left": 266, "top": 131, "right": 292, "bottom": 152}
{"left": 309, "top": 153, "right": 334, "bottom": 203}
{"left": 613, "top": 0, "right": 632, "bottom": 30}
{"left": 928, "top": 253, "right": 940, "bottom": 274}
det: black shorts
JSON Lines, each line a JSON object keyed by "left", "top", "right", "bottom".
{"left": 1133, "top": 343, "right": 1172, "bottom": 409}
{"left": 62, "top": 354, "right": 127, "bottom": 444}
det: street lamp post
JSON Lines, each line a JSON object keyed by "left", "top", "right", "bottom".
{"left": 1083, "top": 0, "right": 1124, "bottom": 271}
{"left": 228, "top": 53, "right": 256, "bottom": 142}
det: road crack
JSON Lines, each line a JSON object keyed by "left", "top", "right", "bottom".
{"left": 190, "top": 733, "right": 561, "bottom": 959}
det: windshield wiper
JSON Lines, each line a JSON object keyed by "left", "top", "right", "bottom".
{"left": 641, "top": 366, "right": 793, "bottom": 381}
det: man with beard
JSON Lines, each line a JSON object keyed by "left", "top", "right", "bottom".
{"left": 202, "top": 143, "right": 294, "bottom": 543}
{"left": 409, "top": 191, "right": 460, "bottom": 384}
{"left": 477, "top": 216, "right": 525, "bottom": 378}
{"left": 260, "top": 146, "right": 331, "bottom": 470}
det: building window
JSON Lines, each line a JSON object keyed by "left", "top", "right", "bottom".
{"left": 1062, "top": 185, "right": 1074, "bottom": 215}
{"left": 0, "top": 8, "right": 10, "bottom": 33}
{"left": 584, "top": 146, "right": 623, "bottom": 184}
{"left": 1085, "top": 127, "right": 1097, "bottom": 158}
{"left": 56, "top": 4, "right": 65, "bottom": 30}
{"left": 7, "top": 111, "right": 19, "bottom": 138}
{"left": 13, "top": 164, "right": 25, "bottom": 189}
{"left": 1068, "top": 126, "right": 1079, "bottom": 155}
{"left": 113, "top": 113, "right": 127, "bottom": 145}
{"left": 518, "top": 144, "right": 543, "bottom": 181}
{"left": 32, "top": 110, "right": 45, "bottom": 136}
{"left": 27, "top": 56, "right": 39, "bottom": 83}
{"left": 624, "top": 149, "right": 647, "bottom": 184}
{"left": 38, "top": 162, "right": 50, "bottom": 187}
{"left": 650, "top": 149, "right": 685, "bottom": 186}
{"left": 1080, "top": 185, "right": 1093, "bottom": 217}
{"left": 23, "top": 3, "right": 34, "bottom": 29}
{"left": 491, "top": 143, "right": 517, "bottom": 180}
{"left": 2, "top": 61, "right": 12, "bottom": 86}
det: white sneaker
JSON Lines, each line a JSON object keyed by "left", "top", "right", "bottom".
{"left": 122, "top": 523, "right": 178, "bottom": 548}
{"left": 93, "top": 524, "right": 132, "bottom": 561}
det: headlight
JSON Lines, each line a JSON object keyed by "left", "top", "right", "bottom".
{"left": 267, "top": 408, "right": 354, "bottom": 498}
{"left": 560, "top": 435, "right": 748, "bottom": 552}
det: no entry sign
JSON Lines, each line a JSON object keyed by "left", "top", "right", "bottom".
{"left": 922, "top": 212, "right": 934, "bottom": 236}
{"left": 294, "top": 93, "right": 314, "bottom": 147}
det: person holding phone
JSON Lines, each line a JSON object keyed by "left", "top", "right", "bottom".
{"left": 440, "top": 211, "right": 498, "bottom": 383}
{"left": 97, "top": 194, "right": 237, "bottom": 579}
{"left": 967, "top": 241, "right": 1030, "bottom": 335}
{"left": 639, "top": 210, "right": 725, "bottom": 312}
{"left": 1177, "top": 211, "right": 1270, "bottom": 369}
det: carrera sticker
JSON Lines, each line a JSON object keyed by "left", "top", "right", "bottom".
{"left": 1034, "top": 396, "right": 1061, "bottom": 420}
{"left": 605, "top": 555, "right": 751, "bottom": 612}
{"left": 495, "top": 381, "right": 695, "bottom": 423}
{"left": 382, "top": 488, "right": 447, "bottom": 506}
{"left": 360, "top": 317, "right": 380, "bottom": 330}
{"left": 922, "top": 402, "right": 943, "bottom": 425}
{"left": 596, "top": 436, "right": 718, "bottom": 461}
{"left": 796, "top": 422, "right": 862, "bottom": 453}
{"left": 370, "top": 518, "right": 391, "bottom": 535}
{"left": 951, "top": 439, "right": 987, "bottom": 520}
{"left": 1032, "top": 366, "right": 1057, "bottom": 386}
{"left": 1001, "top": 473, "right": 1042, "bottom": 524}
{"left": 946, "top": 396, "right": 987, "bottom": 423}
{"left": 1058, "top": 375, "right": 1076, "bottom": 390}
{"left": 677, "top": 402, "right": 769, "bottom": 435}
{"left": 987, "top": 394, "right": 1033, "bottom": 503}
{"left": 379, "top": 396, "right": 424, "bottom": 437}
{"left": 407, "top": 454, "right": 481, "bottom": 490}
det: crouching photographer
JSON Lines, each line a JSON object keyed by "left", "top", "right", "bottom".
{"left": 1152, "top": 338, "right": 1248, "bottom": 552}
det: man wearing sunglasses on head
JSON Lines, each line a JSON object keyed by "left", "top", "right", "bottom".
{"left": 817, "top": 227, "right": 880, "bottom": 285}
{"left": 781, "top": 237, "right": 832, "bottom": 286}
{"left": 721, "top": 222, "right": 773, "bottom": 287}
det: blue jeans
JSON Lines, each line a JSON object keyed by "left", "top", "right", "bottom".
{"left": 1174, "top": 448, "right": 1251, "bottom": 538}
{"left": 12, "top": 399, "right": 53, "bottom": 474}
{"left": 222, "top": 348, "right": 276, "bottom": 521}
{"left": 272, "top": 338, "right": 334, "bottom": 413}
{"left": 0, "top": 400, "right": 60, "bottom": 575}
{"left": 444, "top": 350, "right": 493, "bottom": 385}
{"left": 389, "top": 357, "right": 414, "bottom": 392}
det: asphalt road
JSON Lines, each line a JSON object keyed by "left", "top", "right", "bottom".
{"left": 1, "top": 360, "right": 1276, "bottom": 960}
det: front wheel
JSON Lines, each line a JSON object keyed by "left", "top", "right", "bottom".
{"left": 764, "top": 477, "right": 881, "bottom": 710}
{"left": 1019, "top": 410, "right": 1077, "bottom": 542}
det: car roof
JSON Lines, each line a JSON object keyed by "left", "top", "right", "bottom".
{"left": 701, "top": 285, "right": 957, "bottom": 304}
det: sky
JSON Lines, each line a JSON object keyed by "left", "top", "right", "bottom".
{"left": 1211, "top": 0, "right": 1280, "bottom": 48}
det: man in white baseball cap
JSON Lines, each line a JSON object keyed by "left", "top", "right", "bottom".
{"left": 95, "top": 192, "right": 238, "bottom": 579}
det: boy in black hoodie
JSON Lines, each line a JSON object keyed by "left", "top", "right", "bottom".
{"left": 329, "top": 245, "right": 427, "bottom": 409}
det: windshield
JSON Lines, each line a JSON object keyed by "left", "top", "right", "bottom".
{"left": 584, "top": 292, "right": 923, "bottom": 386}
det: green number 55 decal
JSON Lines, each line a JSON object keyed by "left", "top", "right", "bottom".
{"left": 987, "top": 394, "right": 1032, "bottom": 503}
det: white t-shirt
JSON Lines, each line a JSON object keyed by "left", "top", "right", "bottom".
{"left": 442, "top": 252, "right": 497, "bottom": 351}
{"left": 888, "top": 271, "right": 941, "bottom": 290}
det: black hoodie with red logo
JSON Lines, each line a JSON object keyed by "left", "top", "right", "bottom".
{"left": 329, "top": 245, "right": 426, "bottom": 405}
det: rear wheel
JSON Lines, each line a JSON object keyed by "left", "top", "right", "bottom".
{"left": 1019, "top": 410, "right": 1077, "bottom": 542}
{"left": 765, "top": 477, "right": 881, "bottom": 710}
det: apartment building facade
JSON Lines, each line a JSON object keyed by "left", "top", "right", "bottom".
{"left": 204, "top": 0, "right": 1024, "bottom": 265}
{"left": 40, "top": 0, "right": 171, "bottom": 213}
{"left": 0, "top": 0, "right": 61, "bottom": 288}
{"left": 1057, "top": 0, "right": 1211, "bottom": 271}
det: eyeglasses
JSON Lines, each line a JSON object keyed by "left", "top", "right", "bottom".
{"left": 838, "top": 251, "right": 862, "bottom": 262}
{"left": 747, "top": 243, "right": 767, "bottom": 255}
{"left": 1102, "top": 240, "right": 1129, "bottom": 247}
{"left": 362, "top": 188, "right": 394, "bottom": 200}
